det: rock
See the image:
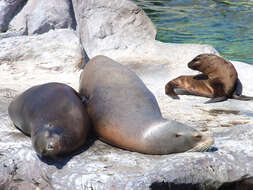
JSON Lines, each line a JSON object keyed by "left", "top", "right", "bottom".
{"left": 218, "top": 176, "right": 253, "bottom": 190}
{"left": 1, "top": 53, "right": 253, "bottom": 190}
{"left": 0, "top": 31, "right": 24, "bottom": 39}
{"left": 0, "top": 29, "right": 84, "bottom": 91}
{"left": 0, "top": 0, "right": 253, "bottom": 189}
{"left": 9, "top": 0, "right": 76, "bottom": 35}
{"left": 0, "top": 0, "right": 27, "bottom": 32}
{"left": 72, "top": 0, "right": 157, "bottom": 58}
{"left": 72, "top": 0, "right": 218, "bottom": 64}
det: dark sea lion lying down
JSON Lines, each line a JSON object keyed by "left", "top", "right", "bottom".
{"left": 79, "top": 55, "right": 214, "bottom": 154}
{"left": 8, "top": 82, "right": 91, "bottom": 160}
{"left": 165, "top": 54, "right": 253, "bottom": 103}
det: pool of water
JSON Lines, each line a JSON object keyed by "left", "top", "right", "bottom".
{"left": 132, "top": 0, "right": 253, "bottom": 64}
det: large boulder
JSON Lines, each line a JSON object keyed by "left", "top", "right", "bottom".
{"left": 1, "top": 46, "right": 253, "bottom": 189}
{"left": 72, "top": 0, "right": 156, "bottom": 57}
{"left": 72, "top": 0, "right": 218, "bottom": 64}
{"left": 0, "top": 0, "right": 27, "bottom": 32}
{"left": 9, "top": 0, "right": 76, "bottom": 35}
{"left": 0, "top": 0, "right": 252, "bottom": 189}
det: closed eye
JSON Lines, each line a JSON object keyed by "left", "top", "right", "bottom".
{"left": 194, "top": 56, "right": 201, "bottom": 61}
{"left": 195, "top": 135, "right": 202, "bottom": 140}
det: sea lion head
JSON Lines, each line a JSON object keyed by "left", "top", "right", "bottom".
{"left": 32, "top": 124, "right": 62, "bottom": 160}
{"left": 188, "top": 54, "right": 223, "bottom": 75}
{"left": 143, "top": 120, "right": 214, "bottom": 154}
{"left": 169, "top": 121, "right": 214, "bottom": 153}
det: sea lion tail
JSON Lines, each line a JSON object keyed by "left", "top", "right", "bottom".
{"left": 232, "top": 94, "right": 253, "bottom": 101}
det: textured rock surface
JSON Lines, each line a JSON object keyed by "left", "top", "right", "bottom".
{"left": 0, "top": 29, "right": 83, "bottom": 91}
{"left": 72, "top": 0, "right": 218, "bottom": 64}
{"left": 9, "top": 0, "right": 76, "bottom": 35}
{"left": 1, "top": 48, "right": 253, "bottom": 189}
{"left": 72, "top": 0, "right": 157, "bottom": 58}
{"left": 0, "top": 0, "right": 27, "bottom": 32}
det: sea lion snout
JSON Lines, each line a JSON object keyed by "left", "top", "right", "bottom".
{"left": 37, "top": 139, "right": 61, "bottom": 160}
{"left": 188, "top": 55, "right": 201, "bottom": 70}
{"left": 188, "top": 54, "right": 216, "bottom": 72}
{"left": 188, "top": 133, "right": 214, "bottom": 152}
{"left": 32, "top": 128, "right": 62, "bottom": 159}
{"left": 43, "top": 141, "right": 60, "bottom": 158}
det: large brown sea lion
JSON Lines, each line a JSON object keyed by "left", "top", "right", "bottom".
{"left": 79, "top": 55, "right": 214, "bottom": 155}
{"left": 165, "top": 54, "right": 253, "bottom": 103}
{"left": 8, "top": 82, "right": 91, "bottom": 160}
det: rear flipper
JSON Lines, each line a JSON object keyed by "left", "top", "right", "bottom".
{"left": 235, "top": 79, "right": 243, "bottom": 96}
{"left": 232, "top": 94, "right": 253, "bottom": 101}
{"left": 205, "top": 96, "right": 228, "bottom": 104}
{"left": 165, "top": 76, "right": 201, "bottom": 99}
{"left": 231, "top": 78, "right": 253, "bottom": 100}
{"left": 165, "top": 81, "right": 180, "bottom": 99}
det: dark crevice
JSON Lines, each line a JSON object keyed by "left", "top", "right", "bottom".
{"left": 1, "top": 0, "right": 28, "bottom": 32}
{"left": 150, "top": 182, "right": 205, "bottom": 190}
{"left": 218, "top": 176, "right": 253, "bottom": 190}
{"left": 69, "top": 0, "right": 77, "bottom": 30}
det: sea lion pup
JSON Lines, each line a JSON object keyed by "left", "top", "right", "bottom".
{"left": 79, "top": 55, "right": 214, "bottom": 154}
{"left": 8, "top": 82, "right": 91, "bottom": 160}
{"left": 165, "top": 54, "right": 253, "bottom": 103}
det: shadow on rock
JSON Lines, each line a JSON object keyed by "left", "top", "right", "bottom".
{"left": 150, "top": 176, "right": 253, "bottom": 190}
{"left": 206, "top": 146, "right": 218, "bottom": 152}
{"left": 150, "top": 182, "right": 206, "bottom": 190}
{"left": 39, "top": 132, "right": 97, "bottom": 169}
{"left": 218, "top": 176, "right": 253, "bottom": 190}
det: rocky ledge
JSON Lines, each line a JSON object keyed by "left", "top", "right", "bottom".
{"left": 0, "top": 0, "right": 253, "bottom": 190}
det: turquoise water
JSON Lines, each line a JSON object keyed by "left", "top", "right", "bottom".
{"left": 132, "top": 0, "right": 253, "bottom": 64}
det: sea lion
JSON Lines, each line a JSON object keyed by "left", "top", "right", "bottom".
{"left": 8, "top": 82, "right": 91, "bottom": 160}
{"left": 79, "top": 55, "right": 214, "bottom": 154}
{"left": 165, "top": 54, "right": 253, "bottom": 103}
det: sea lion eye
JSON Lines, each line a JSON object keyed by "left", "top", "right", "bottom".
{"left": 47, "top": 144, "right": 54, "bottom": 150}
{"left": 194, "top": 134, "right": 202, "bottom": 140}
{"left": 194, "top": 55, "right": 201, "bottom": 61}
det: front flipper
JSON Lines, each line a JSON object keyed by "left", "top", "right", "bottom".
{"left": 205, "top": 96, "right": 228, "bottom": 104}
{"left": 206, "top": 78, "right": 228, "bottom": 104}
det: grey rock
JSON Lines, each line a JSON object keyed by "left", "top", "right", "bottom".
{"left": 0, "top": 31, "right": 23, "bottom": 39}
{"left": 72, "top": 0, "right": 157, "bottom": 58}
{"left": 0, "top": 0, "right": 253, "bottom": 189}
{"left": 9, "top": 0, "right": 76, "bottom": 35}
{"left": 1, "top": 56, "right": 253, "bottom": 189}
{"left": 0, "top": 29, "right": 84, "bottom": 92}
{"left": 0, "top": 0, "right": 27, "bottom": 32}
{"left": 72, "top": 0, "right": 218, "bottom": 64}
{"left": 0, "top": 29, "right": 83, "bottom": 73}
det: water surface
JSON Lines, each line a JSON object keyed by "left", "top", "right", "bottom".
{"left": 132, "top": 0, "right": 253, "bottom": 64}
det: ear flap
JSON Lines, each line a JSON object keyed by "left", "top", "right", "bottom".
{"left": 194, "top": 134, "right": 202, "bottom": 140}
{"left": 175, "top": 133, "right": 183, "bottom": 138}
